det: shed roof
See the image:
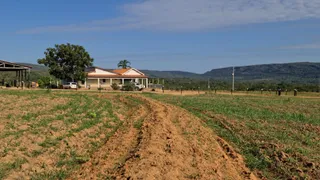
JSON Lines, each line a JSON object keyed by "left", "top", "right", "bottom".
{"left": 0, "top": 60, "right": 32, "bottom": 71}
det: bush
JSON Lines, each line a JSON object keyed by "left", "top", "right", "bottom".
{"left": 37, "top": 76, "right": 56, "bottom": 88}
{"left": 122, "top": 83, "right": 135, "bottom": 91}
{"left": 111, "top": 83, "right": 120, "bottom": 90}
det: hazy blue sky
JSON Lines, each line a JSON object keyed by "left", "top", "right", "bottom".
{"left": 1, "top": 0, "right": 320, "bottom": 73}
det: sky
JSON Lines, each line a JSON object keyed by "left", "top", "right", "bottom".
{"left": 1, "top": 0, "right": 320, "bottom": 73}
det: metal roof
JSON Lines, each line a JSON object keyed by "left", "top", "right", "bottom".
{"left": 0, "top": 60, "right": 32, "bottom": 71}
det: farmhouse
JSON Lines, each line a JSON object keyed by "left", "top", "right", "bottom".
{"left": 79, "top": 66, "right": 148, "bottom": 89}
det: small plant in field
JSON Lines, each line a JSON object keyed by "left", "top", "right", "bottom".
{"left": 18, "top": 146, "right": 27, "bottom": 152}
{"left": 39, "top": 137, "right": 59, "bottom": 148}
{"left": 6, "top": 114, "right": 13, "bottom": 119}
{"left": 133, "top": 119, "right": 143, "bottom": 129}
{"left": 31, "top": 150, "right": 43, "bottom": 157}
{"left": 31, "top": 170, "right": 67, "bottom": 180}
{"left": 74, "top": 156, "right": 90, "bottom": 164}
{"left": 88, "top": 112, "right": 97, "bottom": 118}
{"left": 0, "top": 158, "right": 28, "bottom": 179}
{"left": 185, "top": 173, "right": 200, "bottom": 179}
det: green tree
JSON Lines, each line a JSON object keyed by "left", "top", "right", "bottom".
{"left": 38, "top": 43, "right": 93, "bottom": 81}
{"left": 117, "top": 59, "right": 131, "bottom": 69}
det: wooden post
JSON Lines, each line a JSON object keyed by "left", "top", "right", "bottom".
{"left": 19, "top": 70, "right": 21, "bottom": 87}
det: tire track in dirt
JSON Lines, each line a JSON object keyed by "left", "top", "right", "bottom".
{"left": 70, "top": 95, "right": 151, "bottom": 179}
{"left": 114, "top": 95, "right": 258, "bottom": 180}
{"left": 69, "top": 94, "right": 257, "bottom": 179}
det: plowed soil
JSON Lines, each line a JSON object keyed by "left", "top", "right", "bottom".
{"left": 0, "top": 91, "right": 257, "bottom": 180}
{"left": 71, "top": 95, "right": 257, "bottom": 180}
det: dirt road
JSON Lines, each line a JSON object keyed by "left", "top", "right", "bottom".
{"left": 72, "top": 95, "right": 257, "bottom": 180}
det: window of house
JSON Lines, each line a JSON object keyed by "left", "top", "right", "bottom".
{"left": 102, "top": 79, "right": 106, "bottom": 83}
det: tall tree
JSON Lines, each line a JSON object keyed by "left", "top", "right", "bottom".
{"left": 38, "top": 43, "right": 93, "bottom": 81}
{"left": 117, "top": 60, "right": 131, "bottom": 69}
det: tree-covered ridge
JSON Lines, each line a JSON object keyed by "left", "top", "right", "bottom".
{"left": 203, "top": 62, "right": 320, "bottom": 84}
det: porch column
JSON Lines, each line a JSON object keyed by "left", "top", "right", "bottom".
{"left": 98, "top": 78, "right": 100, "bottom": 87}
{"left": 84, "top": 79, "right": 87, "bottom": 88}
{"left": 110, "top": 78, "right": 113, "bottom": 85}
{"left": 19, "top": 70, "right": 21, "bottom": 87}
{"left": 146, "top": 78, "right": 149, "bottom": 88}
{"left": 122, "top": 78, "right": 124, "bottom": 84}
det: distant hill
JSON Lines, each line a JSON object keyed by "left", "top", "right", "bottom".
{"left": 14, "top": 62, "right": 320, "bottom": 84}
{"left": 203, "top": 62, "right": 320, "bottom": 84}
{"left": 17, "top": 63, "right": 48, "bottom": 71}
{"left": 15, "top": 63, "right": 50, "bottom": 81}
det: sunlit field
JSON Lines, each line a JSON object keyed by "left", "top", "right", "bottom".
{"left": 144, "top": 92, "right": 320, "bottom": 179}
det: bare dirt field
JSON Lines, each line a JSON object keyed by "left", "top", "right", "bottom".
{"left": 0, "top": 90, "right": 257, "bottom": 180}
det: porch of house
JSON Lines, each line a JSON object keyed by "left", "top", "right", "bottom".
{"left": 80, "top": 77, "right": 149, "bottom": 89}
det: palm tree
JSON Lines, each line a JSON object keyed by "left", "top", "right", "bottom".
{"left": 117, "top": 60, "right": 131, "bottom": 69}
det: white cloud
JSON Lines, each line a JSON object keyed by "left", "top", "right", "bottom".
{"left": 18, "top": 0, "right": 320, "bottom": 33}
{"left": 280, "top": 43, "right": 320, "bottom": 49}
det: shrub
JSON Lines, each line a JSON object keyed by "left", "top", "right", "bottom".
{"left": 122, "top": 83, "right": 135, "bottom": 91}
{"left": 111, "top": 83, "right": 120, "bottom": 90}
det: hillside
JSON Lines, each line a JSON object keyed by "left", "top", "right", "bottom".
{"left": 203, "top": 62, "right": 320, "bottom": 84}
{"left": 17, "top": 63, "right": 48, "bottom": 71}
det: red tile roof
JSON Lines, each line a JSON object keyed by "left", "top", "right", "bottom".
{"left": 112, "top": 68, "right": 130, "bottom": 74}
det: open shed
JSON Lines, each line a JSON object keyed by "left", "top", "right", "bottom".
{"left": 0, "top": 60, "right": 32, "bottom": 87}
